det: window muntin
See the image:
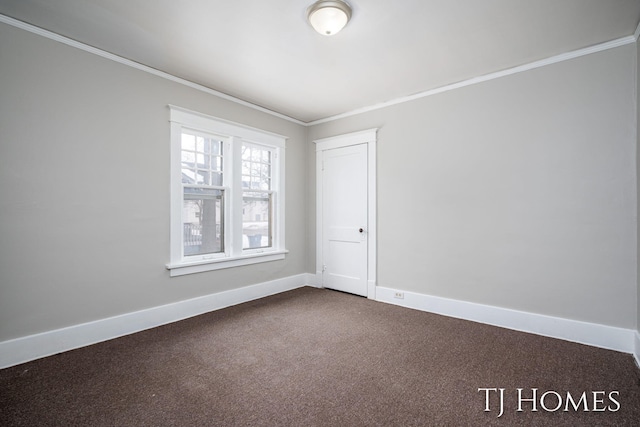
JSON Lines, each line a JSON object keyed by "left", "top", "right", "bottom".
{"left": 242, "top": 144, "right": 271, "bottom": 190}
{"left": 168, "top": 105, "right": 286, "bottom": 276}
{"left": 181, "top": 131, "right": 223, "bottom": 186}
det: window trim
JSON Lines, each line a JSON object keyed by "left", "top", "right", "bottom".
{"left": 167, "top": 105, "right": 287, "bottom": 277}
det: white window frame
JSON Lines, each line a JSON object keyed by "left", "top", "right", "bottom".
{"left": 167, "top": 105, "right": 287, "bottom": 276}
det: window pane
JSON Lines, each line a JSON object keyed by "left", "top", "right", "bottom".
{"left": 251, "top": 162, "right": 261, "bottom": 177}
{"left": 261, "top": 164, "right": 271, "bottom": 179}
{"left": 182, "top": 133, "right": 196, "bottom": 151}
{"left": 181, "top": 131, "right": 224, "bottom": 185}
{"left": 181, "top": 150, "right": 195, "bottom": 164}
{"left": 251, "top": 148, "right": 261, "bottom": 162}
{"left": 212, "top": 155, "right": 222, "bottom": 172}
{"left": 242, "top": 192, "right": 271, "bottom": 249}
{"left": 210, "top": 140, "right": 222, "bottom": 156}
{"left": 242, "top": 146, "right": 251, "bottom": 161}
{"left": 209, "top": 171, "right": 223, "bottom": 186}
{"left": 242, "top": 144, "right": 272, "bottom": 192}
{"left": 183, "top": 187, "right": 224, "bottom": 256}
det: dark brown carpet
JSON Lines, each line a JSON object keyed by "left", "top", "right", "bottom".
{"left": 1, "top": 286, "right": 639, "bottom": 426}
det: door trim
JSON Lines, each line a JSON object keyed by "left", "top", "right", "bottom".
{"left": 314, "top": 129, "right": 377, "bottom": 299}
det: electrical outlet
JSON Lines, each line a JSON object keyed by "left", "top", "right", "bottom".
{"left": 394, "top": 291, "right": 404, "bottom": 299}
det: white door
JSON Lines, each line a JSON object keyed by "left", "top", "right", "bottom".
{"left": 321, "top": 143, "right": 368, "bottom": 296}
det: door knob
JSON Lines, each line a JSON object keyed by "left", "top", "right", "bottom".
{"left": 359, "top": 228, "right": 364, "bottom": 233}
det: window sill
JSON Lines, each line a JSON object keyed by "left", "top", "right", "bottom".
{"left": 166, "top": 250, "right": 288, "bottom": 277}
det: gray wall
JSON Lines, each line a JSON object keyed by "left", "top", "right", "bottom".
{"left": 0, "top": 23, "right": 308, "bottom": 341}
{"left": 309, "top": 44, "right": 637, "bottom": 329}
{"left": 1, "top": 20, "right": 638, "bottom": 344}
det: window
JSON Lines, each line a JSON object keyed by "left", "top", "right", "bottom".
{"left": 181, "top": 131, "right": 224, "bottom": 257}
{"left": 167, "top": 106, "right": 286, "bottom": 276}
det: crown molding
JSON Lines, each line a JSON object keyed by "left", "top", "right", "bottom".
{"left": 0, "top": 14, "right": 307, "bottom": 126}
{"left": 307, "top": 34, "right": 637, "bottom": 126}
{"left": 2, "top": 13, "right": 637, "bottom": 127}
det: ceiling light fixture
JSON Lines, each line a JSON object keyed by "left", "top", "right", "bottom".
{"left": 307, "top": 0, "right": 352, "bottom": 36}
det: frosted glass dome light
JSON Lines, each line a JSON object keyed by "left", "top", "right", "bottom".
{"left": 307, "top": 1, "right": 352, "bottom": 36}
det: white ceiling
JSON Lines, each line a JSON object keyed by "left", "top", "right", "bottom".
{"left": 1, "top": 0, "right": 639, "bottom": 123}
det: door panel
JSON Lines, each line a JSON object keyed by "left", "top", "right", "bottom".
{"left": 322, "top": 144, "right": 368, "bottom": 296}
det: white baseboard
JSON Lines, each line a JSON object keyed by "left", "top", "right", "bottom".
{"left": 634, "top": 332, "right": 640, "bottom": 368}
{"left": 309, "top": 274, "right": 376, "bottom": 300}
{"left": 367, "top": 280, "right": 377, "bottom": 300}
{"left": 0, "top": 273, "right": 315, "bottom": 369}
{"left": 310, "top": 271, "right": 323, "bottom": 288}
{"left": 376, "top": 286, "right": 637, "bottom": 355}
{"left": 3, "top": 279, "right": 636, "bottom": 370}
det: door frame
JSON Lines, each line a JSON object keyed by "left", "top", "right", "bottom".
{"left": 314, "top": 129, "right": 377, "bottom": 299}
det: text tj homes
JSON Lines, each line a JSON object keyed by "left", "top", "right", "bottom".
{"left": 478, "top": 388, "right": 620, "bottom": 418}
